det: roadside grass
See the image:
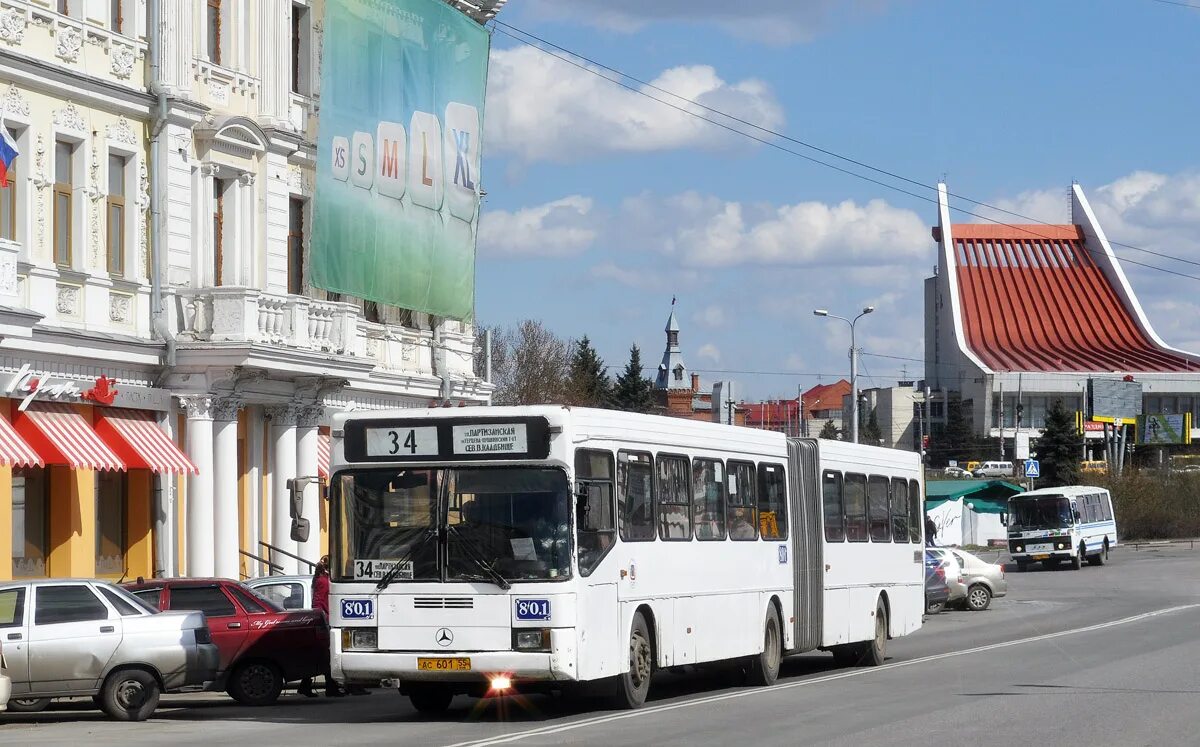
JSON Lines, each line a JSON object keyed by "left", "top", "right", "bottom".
{"left": 1101, "top": 472, "right": 1200, "bottom": 540}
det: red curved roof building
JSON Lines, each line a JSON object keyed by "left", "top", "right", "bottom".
{"left": 924, "top": 183, "right": 1200, "bottom": 445}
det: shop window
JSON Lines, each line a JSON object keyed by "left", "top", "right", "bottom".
{"left": 12, "top": 467, "right": 49, "bottom": 578}
{"left": 291, "top": 2, "right": 312, "bottom": 95}
{"left": 95, "top": 471, "right": 126, "bottom": 576}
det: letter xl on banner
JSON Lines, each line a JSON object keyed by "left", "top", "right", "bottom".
{"left": 312, "top": 0, "right": 489, "bottom": 321}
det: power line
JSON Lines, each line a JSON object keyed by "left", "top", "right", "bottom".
{"left": 492, "top": 22, "right": 1200, "bottom": 282}
{"left": 1148, "top": 0, "right": 1200, "bottom": 9}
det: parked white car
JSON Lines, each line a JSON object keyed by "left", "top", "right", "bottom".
{"left": 243, "top": 575, "right": 314, "bottom": 611}
{"left": 972, "top": 461, "right": 1014, "bottom": 478}
{"left": 0, "top": 579, "right": 219, "bottom": 721}
{"left": 0, "top": 638, "right": 10, "bottom": 712}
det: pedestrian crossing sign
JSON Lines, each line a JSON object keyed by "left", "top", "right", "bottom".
{"left": 1024, "top": 459, "right": 1040, "bottom": 478}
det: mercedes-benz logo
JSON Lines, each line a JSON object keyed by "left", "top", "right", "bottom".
{"left": 435, "top": 628, "right": 454, "bottom": 647}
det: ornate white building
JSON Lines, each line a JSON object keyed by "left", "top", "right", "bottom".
{"left": 0, "top": 0, "right": 492, "bottom": 584}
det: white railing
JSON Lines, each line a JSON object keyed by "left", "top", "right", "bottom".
{"left": 172, "top": 288, "right": 474, "bottom": 381}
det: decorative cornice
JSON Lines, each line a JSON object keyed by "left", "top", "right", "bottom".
{"left": 297, "top": 404, "right": 325, "bottom": 428}
{"left": 178, "top": 394, "right": 216, "bottom": 420}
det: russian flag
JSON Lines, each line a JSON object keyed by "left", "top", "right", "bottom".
{"left": 0, "top": 123, "right": 18, "bottom": 188}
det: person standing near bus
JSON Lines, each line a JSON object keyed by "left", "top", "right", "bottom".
{"left": 925, "top": 516, "right": 938, "bottom": 547}
{"left": 299, "top": 556, "right": 345, "bottom": 698}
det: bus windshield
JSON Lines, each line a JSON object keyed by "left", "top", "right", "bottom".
{"left": 331, "top": 467, "right": 572, "bottom": 584}
{"left": 1009, "top": 495, "right": 1073, "bottom": 531}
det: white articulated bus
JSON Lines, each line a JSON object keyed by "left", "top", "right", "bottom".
{"left": 320, "top": 406, "right": 925, "bottom": 713}
{"left": 1006, "top": 485, "right": 1117, "bottom": 571}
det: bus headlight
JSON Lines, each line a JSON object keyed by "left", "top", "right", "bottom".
{"left": 342, "top": 628, "right": 378, "bottom": 651}
{"left": 513, "top": 629, "right": 551, "bottom": 651}
{"left": 1015, "top": 545, "right": 1023, "bottom": 553}
{"left": 1056, "top": 543, "right": 1066, "bottom": 550}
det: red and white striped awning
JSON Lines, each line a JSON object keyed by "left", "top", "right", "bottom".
{"left": 0, "top": 415, "right": 43, "bottom": 467}
{"left": 317, "top": 431, "right": 330, "bottom": 479}
{"left": 14, "top": 402, "right": 125, "bottom": 471}
{"left": 95, "top": 408, "right": 198, "bottom": 475}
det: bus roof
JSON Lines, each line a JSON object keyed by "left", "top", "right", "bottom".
{"left": 1011, "top": 485, "right": 1108, "bottom": 498}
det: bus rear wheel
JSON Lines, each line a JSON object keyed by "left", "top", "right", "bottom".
{"left": 1088, "top": 539, "right": 1108, "bottom": 566}
{"left": 611, "top": 611, "right": 653, "bottom": 709}
{"left": 746, "top": 605, "right": 782, "bottom": 687}
{"left": 858, "top": 601, "right": 888, "bottom": 667}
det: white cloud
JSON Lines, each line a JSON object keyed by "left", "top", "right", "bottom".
{"left": 486, "top": 46, "right": 784, "bottom": 163}
{"left": 478, "top": 196, "right": 597, "bottom": 257}
{"left": 697, "top": 343, "right": 722, "bottom": 363}
{"left": 525, "top": 0, "right": 894, "bottom": 45}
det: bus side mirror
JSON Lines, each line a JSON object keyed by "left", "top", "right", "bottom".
{"left": 999, "top": 512, "right": 1008, "bottom": 526}
{"left": 286, "top": 478, "right": 304, "bottom": 519}
{"left": 290, "top": 517, "right": 311, "bottom": 543}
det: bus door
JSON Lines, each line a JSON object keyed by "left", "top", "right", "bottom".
{"left": 787, "top": 439, "right": 823, "bottom": 652}
{"left": 574, "top": 449, "right": 621, "bottom": 680}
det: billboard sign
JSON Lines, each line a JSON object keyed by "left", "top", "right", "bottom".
{"left": 1087, "top": 378, "right": 1142, "bottom": 424}
{"left": 1137, "top": 413, "right": 1193, "bottom": 445}
{"left": 312, "top": 0, "right": 489, "bottom": 321}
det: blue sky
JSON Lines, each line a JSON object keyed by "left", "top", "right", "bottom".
{"left": 474, "top": 0, "right": 1200, "bottom": 400}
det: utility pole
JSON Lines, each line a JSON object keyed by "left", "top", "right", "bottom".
{"left": 998, "top": 382, "right": 1005, "bottom": 460}
{"left": 814, "top": 305, "right": 875, "bottom": 445}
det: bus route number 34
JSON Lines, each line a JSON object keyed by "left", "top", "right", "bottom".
{"left": 515, "top": 599, "right": 551, "bottom": 621}
{"left": 365, "top": 426, "right": 438, "bottom": 457}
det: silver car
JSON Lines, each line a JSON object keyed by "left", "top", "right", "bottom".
{"left": 244, "top": 575, "right": 314, "bottom": 611}
{"left": 941, "top": 548, "right": 1009, "bottom": 611}
{"left": 0, "top": 579, "right": 218, "bottom": 721}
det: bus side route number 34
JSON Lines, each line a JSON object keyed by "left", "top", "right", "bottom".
{"left": 515, "top": 599, "right": 551, "bottom": 621}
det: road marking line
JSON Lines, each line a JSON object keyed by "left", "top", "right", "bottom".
{"left": 443, "top": 603, "right": 1200, "bottom": 747}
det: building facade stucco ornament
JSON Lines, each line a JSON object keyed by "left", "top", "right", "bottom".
{"left": 0, "top": 254, "right": 16, "bottom": 295}
{"left": 1, "top": 84, "right": 28, "bottom": 118}
{"left": 212, "top": 398, "right": 245, "bottom": 422}
{"left": 56, "top": 285, "right": 79, "bottom": 315}
{"left": 0, "top": 8, "right": 26, "bottom": 45}
{"left": 137, "top": 159, "right": 149, "bottom": 278}
{"left": 54, "top": 24, "right": 83, "bottom": 63}
{"left": 110, "top": 43, "right": 136, "bottom": 79}
{"left": 109, "top": 293, "right": 131, "bottom": 323}
{"left": 107, "top": 118, "right": 138, "bottom": 147}
{"left": 238, "top": 172, "right": 255, "bottom": 188}
{"left": 53, "top": 102, "right": 86, "bottom": 135}
{"left": 266, "top": 403, "right": 300, "bottom": 426}
{"left": 33, "top": 135, "right": 46, "bottom": 256}
{"left": 179, "top": 395, "right": 216, "bottom": 420}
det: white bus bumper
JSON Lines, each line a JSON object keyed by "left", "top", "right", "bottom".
{"left": 331, "top": 629, "right": 579, "bottom": 685}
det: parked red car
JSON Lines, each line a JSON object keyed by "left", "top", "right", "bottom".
{"left": 123, "top": 578, "right": 327, "bottom": 705}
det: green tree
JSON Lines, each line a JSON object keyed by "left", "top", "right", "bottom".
{"left": 566, "top": 335, "right": 612, "bottom": 408}
{"left": 819, "top": 419, "right": 841, "bottom": 440}
{"left": 1038, "top": 398, "right": 1082, "bottom": 487}
{"left": 612, "top": 344, "right": 654, "bottom": 413}
{"left": 861, "top": 408, "right": 883, "bottom": 445}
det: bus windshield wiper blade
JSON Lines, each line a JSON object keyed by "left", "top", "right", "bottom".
{"left": 446, "top": 525, "right": 511, "bottom": 590}
{"left": 375, "top": 528, "right": 436, "bottom": 592}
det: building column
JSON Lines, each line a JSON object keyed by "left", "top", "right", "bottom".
{"left": 267, "top": 404, "right": 299, "bottom": 574}
{"left": 48, "top": 466, "right": 96, "bottom": 579}
{"left": 181, "top": 396, "right": 215, "bottom": 577}
{"left": 296, "top": 406, "right": 323, "bottom": 565}
{"left": 213, "top": 398, "right": 244, "bottom": 580}
{"left": 244, "top": 405, "right": 264, "bottom": 577}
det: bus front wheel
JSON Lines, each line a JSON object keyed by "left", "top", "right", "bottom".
{"left": 408, "top": 686, "right": 454, "bottom": 715}
{"left": 611, "top": 611, "right": 653, "bottom": 709}
{"left": 746, "top": 604, "right": 782, "bottom": 687}
{"left": 1071, "top": 544, "right": 1084, "bottom": 570}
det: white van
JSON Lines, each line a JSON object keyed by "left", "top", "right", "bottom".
{"left": 972, "top": 461, "right": 1013, "bottom": 478}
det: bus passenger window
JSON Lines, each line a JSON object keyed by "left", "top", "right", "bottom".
{"left": 822, "top": 471, "right": 844, "bottom": 542}
{"left": 890, "top": 478, "right": 909, "bottom": 543}
{"left": 692, "top": 459, "right": 726, "bottom": 541}
{"left": 618, "top": 451, "right": 655, "bottom": 542}
{"left": 726, "top": 461, "right": 758, "bottom": 541}
{"left": 1101, "top": 493, "right": 1113, "bottom": 521}
{"left": 657, "top": 455, "right": 692, "bottom": 540}
{"left": 908, "top": 479, "right": 922, "bottom": 543}
{"left": 574, "top": 449, "right": 616, "bottom": 576}
{"left": 758, "top": 463, "right": 788, "bottom": 540}
{"left": 843, "top": 474, "right": 868, "bottom": 542}
{"left": 867, "top": 476, "right": 890, "bottom": 542}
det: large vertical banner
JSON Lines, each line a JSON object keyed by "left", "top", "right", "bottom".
{"left": 312, "top": 0, "right": 489, "bottom": 321}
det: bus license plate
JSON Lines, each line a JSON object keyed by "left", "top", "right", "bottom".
{"left": 418, "top": 658, "right": 471, "bottom": 671}
{"left": 1026, "top": 543, "right": 1052, "bottom": 553}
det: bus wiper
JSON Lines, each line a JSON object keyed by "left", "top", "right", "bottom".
{"left": 375, "top": 528, "right": 436, "bottom": 592}
{"left": 446, "top": 524, "right": 511, "bottom": 590}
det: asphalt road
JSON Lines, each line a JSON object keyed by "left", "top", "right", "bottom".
{"left": 4, "top": 544, "right": 1198, "bottom": 747}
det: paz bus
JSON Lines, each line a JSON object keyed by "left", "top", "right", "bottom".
{"left": 315, "top": 406, "right": 925, "bottom": 713}
{"left": 1005, "top": 485, "right": 1117, "bottom": 571}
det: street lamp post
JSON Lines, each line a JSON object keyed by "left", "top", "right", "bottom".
{"left": 814, "top": 305, "right": 875, "bottom": 444}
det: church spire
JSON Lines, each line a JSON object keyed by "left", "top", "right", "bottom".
{"left": 655, "top": 298, "right": 687, "bottom": 390}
